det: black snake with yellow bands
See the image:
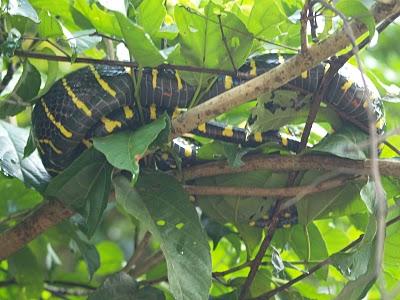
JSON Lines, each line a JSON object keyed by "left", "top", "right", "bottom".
{"left": 31, "top": 54, "right": 385, "bottom": 175}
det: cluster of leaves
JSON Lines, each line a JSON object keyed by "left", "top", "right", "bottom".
{"left": 0, "top": 0, "right": 399, "bottom": 299}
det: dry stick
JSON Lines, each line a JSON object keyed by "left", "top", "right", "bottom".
{"left": 180, "top": 155, "right": 400, "bottom": 181}
{"left": 122, "top": 231, "right": 152, "bottom": 273}
{"left": 171, "top": 1, "right": 400, "bottom": 136}
{"left": 184, "top": 176, "right": 351, "bottom": 198}
{"left": 252, "top": 214, "right": 400, "bottom": 300}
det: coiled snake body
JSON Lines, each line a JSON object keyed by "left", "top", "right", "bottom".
{"left": 31, "top": 54, "right": 385, "bottom": 175}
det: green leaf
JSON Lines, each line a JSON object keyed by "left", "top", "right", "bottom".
{"left": 6, "top": 0, "right": 40, "bottom": 23}
{"left": 96, "top": 241, "right": 125, "bottom": 276}
{"left": 74, "top": 0, "right": 123, "bottom": 37}
{"left": 136, "top": 0, "right": 166, "bottom": 38}
{"left": 93, "top": 115, "right": 169, "bottom": 177}
{"left": 88, "top": 273, "right": 137, "bottom": 300}
{"left": 289, "top": 224, "right": 329, "bottom": 280}
{"left": 8, "top": 247, "right": 44, "bottom": 298}
{"left": 173, "top": 3, "right": 253, "bottom": 84}
{"left": 0, "top": 61, "right": 41, "bottom": 118}
{"left": 360, "top": 181, "right": 382, "bottom": 215}
{"left": 297, "top": 171, "right": 362, "bottom": 224}
{"left": 37, "top": 10, "right": 63, "bottom": 38}
{"left": 310, "top": 125, "right": 369, "bottom": 160}
{"left": 336, "top": 0, "right": 376, "bottom": 39}
{"left": 45, "top": 148, "right": 112, "bottom": 236}
{"left": 0, "top": 120, "right": 50, "bottom": 191}
{"left": 196, "top": 172, "right": 287, "bottom": 254}
{"left": 333, "top": 220, "right": 378, "bottom": 298}
{"left": 68, "top": 228, "right": 101, "bottom": 279}
{"left": 115, "top": 12, "right": 166, "bottom": 66}
{"left": 246, "top": 0, "right": 287, "bottom": 40}
{"left": 114, "top": 174, "right": 211, "bottom": 300}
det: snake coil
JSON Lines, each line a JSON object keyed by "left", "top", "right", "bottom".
{"left": 32, "top": 54, "right": 385, "bottom": 175}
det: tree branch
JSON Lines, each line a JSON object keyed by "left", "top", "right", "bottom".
{"left": 179, "top": 155, "right": 400, "bottom": 181}
{"left": 184, "top": 176, "right": 353, "bottom": 198}
{"left": 0, "top": 200, "right": 73, "bottom": 261}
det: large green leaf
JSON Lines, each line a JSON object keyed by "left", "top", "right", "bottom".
{"left": 246, "top": 0, "right": 287, "bottom": 40}
{"left": 45, "top": 148, "right": 112, "bottom": 237}
{"left": 37, "top": 10, "right": 63, "bottom": 38}
{"left": 114, "top": 174, "right": 211, "bottom": 300}
{"left": 173, "top": 3, "right": 253, "bottom": 85}
{"left": 288, "top": 223, "right": 329, "bottom": 280}
{"left": 116, "top": 12, "right": 166, "bottom": 66}
{"left": 74, "top": 0, "right": 123, "bottom": 37}
{"left": 93, "top": 115, "right": 169, "bottom": 177}
{"left": 0, "top": 121, "right": 50, "bottom": 191}
{"left": 136, "top": 0, "right": 166, "bottom": 39}
{"left": 310, "top": 125, "right": 369, "bottom": 160}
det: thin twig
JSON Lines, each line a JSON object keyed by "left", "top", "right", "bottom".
{"left": 300, "top": 0, "right": 310, "bottom": 52}
{"left": 139, "top": 276, "right": 168, "bottom": 286}
{"left": 129, "top": 251, "right": 164, "bottom": 278}
{"left": 13, "top": 49, "right": 249, "bottom": 78}
{"left": 122, "top": 231, "right": 152, "bottom": 272}
{"left": 218, "top": 14, "right": 237, "bottom": 73}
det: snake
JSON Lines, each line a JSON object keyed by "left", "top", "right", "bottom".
{"left": 31, "top": 53, "right": 385, "bottom": 177}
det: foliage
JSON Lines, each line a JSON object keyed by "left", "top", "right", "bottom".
{"left": 0, "top": 0, "right": 399, "bottom": 299}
